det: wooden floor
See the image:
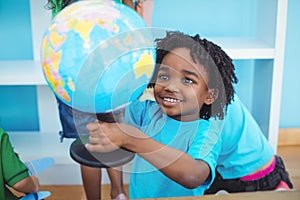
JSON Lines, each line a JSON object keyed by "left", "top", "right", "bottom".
{"left": 277, "top": 145, "right": 300, "bottom": 189}
{"left": 19, "top": 145, "right": 300, "bottom": 199}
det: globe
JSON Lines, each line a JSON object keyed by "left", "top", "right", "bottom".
{"left": 41, "top": 0, "right": 155, "bottom": 113}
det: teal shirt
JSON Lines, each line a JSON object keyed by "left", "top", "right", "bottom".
{"left": 215, "top": 95, "right": 274, "bottom": 178}
{"left": 124, "top": 100, "right": 222, "bottom": 198}
{"left": 0, "top": 128, "right": 29, "bottom": 200}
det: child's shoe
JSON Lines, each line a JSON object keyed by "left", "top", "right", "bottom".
{"left": 112, "top": 193, "right": 127, "bottom": 200}
{"left": 275, "top": 181, "right": 291, "bottom": 191}
{"left": 215, "top": 190, "right": 229, "bottom": 195}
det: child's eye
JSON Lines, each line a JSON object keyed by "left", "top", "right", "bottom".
{"left": 158, "top": 74, "right": 169, "bottom": 80}
{"left": 183, "top": 78, "right": 194, "bottom": 84}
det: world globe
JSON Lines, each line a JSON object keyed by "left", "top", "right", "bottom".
{"left": 41, "top": 0, "right": 155, "bottom": 114}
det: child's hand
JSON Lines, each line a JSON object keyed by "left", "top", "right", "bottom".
{"left": 85, "top": 121, "right": 128, "bottom": 153}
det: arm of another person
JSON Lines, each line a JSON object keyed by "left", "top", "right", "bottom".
{"left": 86, "top": 121, "right": 210, "bottom": 189}
{"left": 13, "top": 176, "right": 40, "bottom": 194}
{"left": 122, "top": 0, "right": 144, "bottom": 17}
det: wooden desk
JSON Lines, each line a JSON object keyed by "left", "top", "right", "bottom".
{"left": 148, "top": 190, "right": 300, "bottom": 200}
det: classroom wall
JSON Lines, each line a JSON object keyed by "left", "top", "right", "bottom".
{"left": 0, "top": 0, "right": 299, "bottom": 131}
{"left": 151, "top": 0, "right": 257, "bottom": 111}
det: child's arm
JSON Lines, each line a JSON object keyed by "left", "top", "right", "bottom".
{"left": 86, "top": 121, "right": 210, "bottom": 189}
{"left": 12, "top": 175, "right": 40, "bottom": 194}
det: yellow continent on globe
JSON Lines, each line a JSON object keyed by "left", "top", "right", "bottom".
{"left": 134, "top": 51, "right": 155, "bottom": 79}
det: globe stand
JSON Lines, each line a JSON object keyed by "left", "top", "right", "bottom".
{"left": 69, "top": 109, "right": 135, "bottom": 168}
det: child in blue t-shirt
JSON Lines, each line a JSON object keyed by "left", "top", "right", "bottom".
{"left": 86, "top": 31, "right": 293, "bottom": 198}
{"left": 85, "top": 30, "right": 238, "bottom": 198}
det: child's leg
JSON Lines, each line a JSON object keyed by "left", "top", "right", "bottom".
{"left": 80, "top": 165, "right": 126, "bottom": 200}
{"left": 107, "top": 167, "right": 126, "bottom": 199}
{"left": 80, "top": 164, "right": 102, "bottom": 200}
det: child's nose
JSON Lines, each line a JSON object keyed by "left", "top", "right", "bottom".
{"left": 164, "top": 79, "right": 180, "bottom": 93}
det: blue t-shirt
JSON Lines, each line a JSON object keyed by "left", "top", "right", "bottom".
{"left": 216, "top": 95, "right": 274, "bottom": 179}
{"left": 124, "top": 100, "right": 221, "bottom": 198}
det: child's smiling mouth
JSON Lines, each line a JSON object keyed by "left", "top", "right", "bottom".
{"left": 163, "top": 97, "right": 182, "bottom": 103}
{"left": 160, "top": 96, "right": 183, "bottom": 107}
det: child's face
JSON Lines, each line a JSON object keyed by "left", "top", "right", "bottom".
{"left": 154, "top": 47, "right": 214, "bottom": 121}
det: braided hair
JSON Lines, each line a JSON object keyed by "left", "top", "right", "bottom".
{"left": 150, "top": 31, "right": 238, "bottom": 120}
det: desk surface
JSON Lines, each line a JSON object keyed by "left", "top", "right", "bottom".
{"left": 151, "top": 190, "right": 300, "bottom": 200}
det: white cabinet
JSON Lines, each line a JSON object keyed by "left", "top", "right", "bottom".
{"left": 0, "top": 0, "right": 288, "bottom": 152}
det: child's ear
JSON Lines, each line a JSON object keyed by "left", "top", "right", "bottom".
{"left": 205, "top": 89, "right": 219, "bottom": 105}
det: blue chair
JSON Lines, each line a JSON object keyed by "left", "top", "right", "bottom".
{"left": 20, "top": 191, "right": 51, "bottom": 200}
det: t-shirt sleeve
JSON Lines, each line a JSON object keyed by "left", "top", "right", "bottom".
{"left": 124, "top": 100, "right": 151, "bottom": 127}
{"left": 1, "top": 132, "right": 29, "bottom": 186}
